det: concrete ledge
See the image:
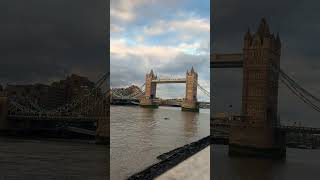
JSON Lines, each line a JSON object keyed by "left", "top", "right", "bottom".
{"left": 128, "top": 136, "right": 209, "bottom": 179}
{"left": 156, "top": 146, "right": 210, "bottom": 180}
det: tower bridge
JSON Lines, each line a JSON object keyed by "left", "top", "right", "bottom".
{"left": 110, "top": 68, "right": 210, "bottom": 111}
{"left": 140, "top": 67, "right": 208, "bottom": 112}
{"left": 211, "top": 18, "right": 320, "bottom": 158}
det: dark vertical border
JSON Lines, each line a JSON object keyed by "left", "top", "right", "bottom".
{"left": 210, "top": 0, "right": 214, "bottom": 180}
{"left": 106, "top": 0, "right": 110, "bottom": 179}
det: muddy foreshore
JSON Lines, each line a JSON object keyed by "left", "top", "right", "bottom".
{"left": 127, "top": 136, "right": 210, "bottom": 180}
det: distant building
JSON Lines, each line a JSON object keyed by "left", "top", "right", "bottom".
{"left": 51, "top": 74, "right": 95, "bottom": 103}
{"left": 4, "top": 74, "right": 96, "bottom": 110}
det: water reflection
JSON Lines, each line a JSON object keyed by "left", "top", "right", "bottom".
{"left": 181, "top": 111, "right": 198, "bottom": 137}
{"left": 213, "top": 145, "right": 320, "bottom": 180}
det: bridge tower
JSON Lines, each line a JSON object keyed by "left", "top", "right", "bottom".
{"left": 182, "top": 67, "right": 199, "bottom": 112}
{"left": 229, "top": 18, "right": 286, "bottom": 158}
{"left": 140, "top": 69, "right": 158, "bottom": 108}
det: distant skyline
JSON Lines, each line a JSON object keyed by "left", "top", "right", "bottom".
{"left": 110, "top": 0, "right": 210, "bottom": 101}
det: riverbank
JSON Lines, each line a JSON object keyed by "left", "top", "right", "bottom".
{"left": 128, "top": 136, "right": 210, "bottom": 180}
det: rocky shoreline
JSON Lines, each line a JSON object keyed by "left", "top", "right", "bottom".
{"left": 127, "top": 136, "right": 210, "bottom": 180}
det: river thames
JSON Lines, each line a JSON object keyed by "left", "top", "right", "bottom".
{"left": 213, "top": 145, "right": 320, "bottom": 180}
{"left": 110, "top": 105, "right": 210, "bottom": 180}
{"left": 0, "top": 137, "right": 108, "bottom": 180}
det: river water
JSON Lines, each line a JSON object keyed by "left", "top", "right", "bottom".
{"left": 0, "top": 137, "right": 108, "bottom": 180}
{"left": 213, "top": 145, "right": 320, "bottom": 180}
{"left": 110, "top": 105, "right": 210, "bottom": 180}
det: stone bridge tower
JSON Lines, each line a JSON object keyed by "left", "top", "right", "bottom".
{"left": 229, "top": 18, "right": 286, "bottom": 158}
{"left": 182, "top": 67, "right": 199, "bottom": 111}
{"left": 140, "top": 70, "right": 158, "bottom": 108}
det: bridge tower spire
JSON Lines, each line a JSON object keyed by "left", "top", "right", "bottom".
{"left": 140, "top": 69, "right": 158, "bottom": 108}
{"left": 229, "top": 18, "right": 286, "bottom": 158}
{"left": 182, "top": 67, "right": 199, "bottom": 112}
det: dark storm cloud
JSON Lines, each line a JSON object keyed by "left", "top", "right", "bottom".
{"left": 0, "top": 0, "right": 108, "bottom": 85}
{"left": 212, "top": 0, "right": 320, "bottom": 125}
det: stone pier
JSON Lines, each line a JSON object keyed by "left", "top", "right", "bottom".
{"left": 0, "top": 95, "right": 9, "bottom": 131}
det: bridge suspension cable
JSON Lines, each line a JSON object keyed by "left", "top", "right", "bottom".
{"left": 197, "top": 83, "right": 210, "bottom": 97}
{"left": 272, "top": 66, "right": 320, "bottom": 113}
{"left": 279, "top": 68, "right": 320, "bottom": 104}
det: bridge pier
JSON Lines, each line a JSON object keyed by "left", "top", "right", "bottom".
{"left": 229, "top": 125, "right": 286, "bottom": 159}
{"left": 96, "top": 117, "right": 109, "bottom": 144}
{"left": 181, "top": 100, "right": 199, "bottom": 112}
{"left": 0, "top": 96, "right": 10, "bottom": 131}
{"left": 96, "top": 99, "right": 110, "bottom": 145}
{"left": 140, "top": 98, "right": 159, "bottom": 108}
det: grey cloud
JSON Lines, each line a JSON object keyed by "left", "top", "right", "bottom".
{"left": 0, "top": 0, "right": 108, "bottom": 86}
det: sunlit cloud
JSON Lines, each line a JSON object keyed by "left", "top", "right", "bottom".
{"left": 110, "top": 0, "right": 210, "bottom": 101}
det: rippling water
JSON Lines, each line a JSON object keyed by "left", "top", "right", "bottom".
{"left": 213, "top": 145, "right": 320, "bottom": 180}
{"left": 110, "top": 105, "right": 209, "bottom": 180}
{"left": 0, "top": 138, "right": 108, "bottom": 180}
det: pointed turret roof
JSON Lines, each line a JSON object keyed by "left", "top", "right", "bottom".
{"left": 191, "top": 66, "right": 195, "bottom": 73}
{"left": 276, "top": 32, "right": 281, "bottom": 46}
{"left": 150, "top": 69, "right": 154, "bottom": 75}
{"left": 244, "top": 28, "right": 251, "bottom": 39}
{"left": 257, "top": 17, "right": 270, "bottom": 37}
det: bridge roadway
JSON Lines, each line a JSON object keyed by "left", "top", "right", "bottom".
{"left": 151, "top": 78, "right": 186, "bottom": 83}
{"left": 211, "top": 120, "right": 320, "bottom": 134}
{"left": 280, "top": 125, "right": 320, "bottom": 134}
{"left": 7, "top": 115, "right": 98, "bottom": 123}
{"left": 212, "top": 120, "right": 320, "bottom": 135}
{"left": 211, "top": 53, "right": 244, "bottom": 68}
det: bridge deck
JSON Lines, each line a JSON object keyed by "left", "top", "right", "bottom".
{"left": 8, "top": 115, "right": 98, "bottom": 122}
{"left": 151, "top": 79, "right": 186, "bottom": 83}
{"left": 211, "top": 53, "right": 244, "bottom": 68}
{"left": 212, "top": 120, "right": 320, "bottom": 135}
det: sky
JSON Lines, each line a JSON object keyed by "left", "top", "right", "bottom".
{"left": 212, "top": 0, "right": 320, "bottom": 126}
{"left": 0, "top": 0, "right": 108, "bottom": 86}
{"left": 110, "top": 0, "right": 210, "bottom": 102}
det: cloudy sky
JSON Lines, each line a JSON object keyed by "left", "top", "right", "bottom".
{"left": 0, "top": 0, "right": 108, "bottom": 86}
{"left": 110, "top": 0, "right": 210, "bottom": 102}
{"left": 212, "top": 0, "right": 320, "bottom": 126}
